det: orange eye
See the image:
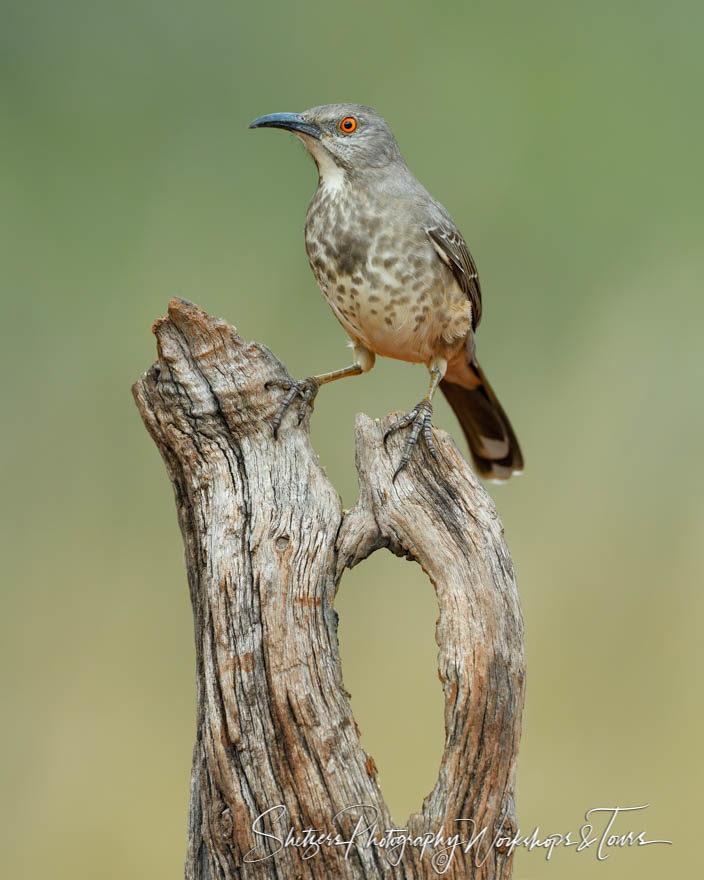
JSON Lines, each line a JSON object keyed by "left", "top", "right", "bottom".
{"left": 339, "top": 116, "right": 357, "bottom": 134}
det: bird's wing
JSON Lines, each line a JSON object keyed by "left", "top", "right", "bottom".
{"left": 427, "top": 224, "right": 483, "bottom": 328}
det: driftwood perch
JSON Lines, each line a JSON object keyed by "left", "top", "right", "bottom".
{"left": 133, "top": 298, "right": 525, "bottom": 879}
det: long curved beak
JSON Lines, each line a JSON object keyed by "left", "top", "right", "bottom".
{"left": 248, "top": 112, "right": 322, "bottom": 140}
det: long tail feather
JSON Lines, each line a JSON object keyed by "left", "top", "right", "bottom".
{"left": 440, "top": 360, "right": 523, "bottom": 481}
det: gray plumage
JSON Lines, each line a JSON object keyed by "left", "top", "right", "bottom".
{"left": 249, "top": 103, "right": 523, "bottom": 479}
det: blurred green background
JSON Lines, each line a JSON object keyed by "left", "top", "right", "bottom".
{"left": 2, "top": 1, "right": 702, "bottom": 876}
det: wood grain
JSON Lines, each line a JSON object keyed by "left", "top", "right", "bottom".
{"left": 133, "top": 298, "right": 525, "bottom": 879}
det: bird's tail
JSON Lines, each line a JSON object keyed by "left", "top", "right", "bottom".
{"left": 440, "top": 360, "right": 523, "bottom": 481}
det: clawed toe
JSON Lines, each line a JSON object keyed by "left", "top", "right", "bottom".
{"left": 384, "top": 399, "right": 437, "bottom": 479}
{"left": 268, "top": 376, "right": 320, "bottom": 438}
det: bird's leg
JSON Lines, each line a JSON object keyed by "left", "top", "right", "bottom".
{"left": 384, "top": 357, "right": 447, "bottom": 479}
{"left": 267, "top": 365, "right": 360, "bottom": 438}
{"left": 267, "top": 344, "right": 375, "bottom": 438}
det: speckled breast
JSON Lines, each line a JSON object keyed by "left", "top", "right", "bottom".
{"left": 304, "top": 185, "right": 470, "bottom": 364}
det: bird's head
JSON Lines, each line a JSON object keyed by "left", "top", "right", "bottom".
{"left": 249, "top": 103, "right": 402, "bottom": 179}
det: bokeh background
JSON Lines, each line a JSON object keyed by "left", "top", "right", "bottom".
{"left": 2, "top": 1, "right": 702, "bottom": 877}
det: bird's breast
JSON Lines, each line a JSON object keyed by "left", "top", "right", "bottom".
{"left": 304, "top": 187, "right": 472, "bottom": 363}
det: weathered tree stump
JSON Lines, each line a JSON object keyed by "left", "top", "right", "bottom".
{"left": 132, "top": 298, "right": 525, "bottom": 879}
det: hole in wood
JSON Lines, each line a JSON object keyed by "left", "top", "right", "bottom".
{"left": 336, "top": 548, "right": 444, "bottom": 824}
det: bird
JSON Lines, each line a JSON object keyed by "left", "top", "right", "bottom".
{"left": 249, "top": 103, "right": 523, "bottom": 480}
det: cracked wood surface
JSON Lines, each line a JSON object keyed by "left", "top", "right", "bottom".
{"left": 132, "top": 298, "right": 525, "bottom": 879}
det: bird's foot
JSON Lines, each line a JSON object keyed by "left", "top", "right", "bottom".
{"left": 383, "top": 399, "right": 437, "bottom": 479}
{"left": 266, "top": 376, "right": 320, "bottom": 438}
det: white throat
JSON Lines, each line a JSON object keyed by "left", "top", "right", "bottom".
{"left": 299, "top": 135, "right": 346, "bottom": 195}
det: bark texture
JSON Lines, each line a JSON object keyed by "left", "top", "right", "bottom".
{"left": 133, "top": 298, "right": 525, "bottom": 880}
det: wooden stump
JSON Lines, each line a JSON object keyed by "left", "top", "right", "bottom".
{"left": 133, "top": 298, "right": 525, "bottom": 879}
